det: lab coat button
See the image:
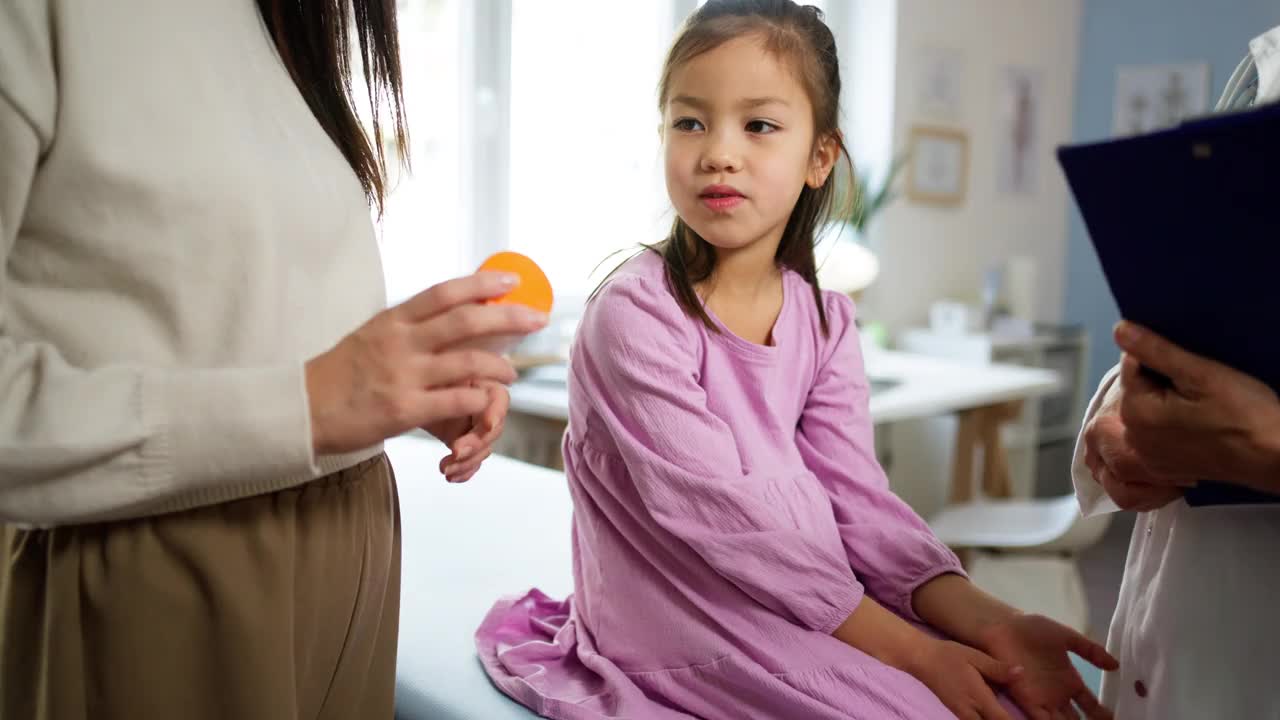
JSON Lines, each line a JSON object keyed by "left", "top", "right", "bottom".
{"left": 1134, "top": 680, "right": 1148, "bottom": 698}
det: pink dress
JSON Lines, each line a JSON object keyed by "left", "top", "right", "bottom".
{"left": 477, "top": 252, "right": 1021, "bottom": 719}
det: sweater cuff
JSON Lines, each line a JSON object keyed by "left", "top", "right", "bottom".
{"left": 145, "top": 363, "right": 319, "bottom": 494}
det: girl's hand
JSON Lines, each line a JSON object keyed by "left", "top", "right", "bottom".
{"left": 306, "top": 273, "right": 548, "bottom": 456}
{"left": 904, "top": 638, "right": 1022, "bottom": 720}
{"left": 976, "top": 613, "right": 1118, "bottom": 720}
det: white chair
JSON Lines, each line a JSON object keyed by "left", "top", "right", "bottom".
{"left": 927, "top": 494, "right": 1112, "bottom": 633}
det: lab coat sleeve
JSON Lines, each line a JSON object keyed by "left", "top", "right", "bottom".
{"left": 1071, "top": 364, "right": 1122, "bottom": 517}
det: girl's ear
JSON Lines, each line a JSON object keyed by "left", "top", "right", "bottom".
{"left": 806, "top": 130, "right": 841, "bottom": 189}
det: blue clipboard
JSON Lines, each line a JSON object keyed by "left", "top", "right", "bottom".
{"left": 1057, "top": 101, "right": 1280, "bottom": 506}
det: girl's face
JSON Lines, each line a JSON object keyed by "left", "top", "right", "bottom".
{"left": 662, "top": 34, "right": 836, "bottom": 258}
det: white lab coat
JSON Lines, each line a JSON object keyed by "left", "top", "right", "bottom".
{"left": 1071, "top": 26, "right": 1280, "bottom": 719}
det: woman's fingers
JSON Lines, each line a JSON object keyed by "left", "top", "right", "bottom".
{"left": 397, "top": 272, "right": 519, "bottom": 322}
{"left": 414, "top": 301, "right": 547, "bottom": 352}
{"left": 480, "top": 385, "right": 510, "bottom": 435}
{"left": 441, "top": 435, "right": 492, "bottom": 474}
{"left": 413, "top": 387, "right": 491, "bottom": 428}
{"left": 445, "top": 448, "right": 491, "bottom": 483}
{"left": 421, "top": 350, "right": 517, "bottom": 389}
{"left": 307, "top": 272, "right": 537, "bottom": 455}
{"left": 445, "top": 385, "right": 507, "bottom": 468}
{"left": 453, "top": 385, "right": 508, "bottom": 453}
{"left": 450, "top": 419, "right": 504, "bottom": 465}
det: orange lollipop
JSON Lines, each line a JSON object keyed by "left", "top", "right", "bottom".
{"left": 478, "top": 251, "right": 554, "bottom": 315}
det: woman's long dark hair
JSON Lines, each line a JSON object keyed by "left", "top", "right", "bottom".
{"left": 613, "top": 0, "right": 855, "bottom": 336}
{"left": 257, "top": 0, "right": 409, "bottom": 213}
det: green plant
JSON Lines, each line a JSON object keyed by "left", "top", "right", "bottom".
{"left": 844, "top": 153, "right": 909, "bottom": 234}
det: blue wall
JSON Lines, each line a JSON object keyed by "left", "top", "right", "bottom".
{"left": 1065, "top": 0, "right": 1280, "bottom": 389}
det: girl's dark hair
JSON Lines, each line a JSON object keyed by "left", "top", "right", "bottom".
{"left": 257, "top": 0, "right": 409, "bottom": 214}
{"left": 643, "top": 0, "right": 855, "bottom": 336}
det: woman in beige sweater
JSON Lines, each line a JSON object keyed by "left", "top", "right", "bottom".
{"left": 0, "top": 1, "right": 545, "bottom": 717}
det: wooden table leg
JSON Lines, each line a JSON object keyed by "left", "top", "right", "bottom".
{"left": 951, "top": 401, "right": 1024, "bottom": 503}
{"left": 951, "top": 409, "right": 981, "bottom": 504}
{"left": 979, "top": 400, "right": 1023, "bottom": 498}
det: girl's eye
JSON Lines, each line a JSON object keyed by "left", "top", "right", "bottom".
{"left": 673, "top": 118, "right": 705, "bottom": 132}
{"left": 746, "top": 120, "right": 780, "bottom": 134}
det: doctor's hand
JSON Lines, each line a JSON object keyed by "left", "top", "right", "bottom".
{"left": 1083, "top": 376, "right": 1190, "bottom": 512}
{"left": 1109, "top": 321, "right": 1280, "bottom": 495}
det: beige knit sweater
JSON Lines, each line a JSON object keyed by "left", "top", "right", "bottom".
{"left": 0, "top": 0, "right": 387, "bottom": 526}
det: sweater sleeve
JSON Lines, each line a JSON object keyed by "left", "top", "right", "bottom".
{"left": 0, "top": 3, "right": 318, "bottom": 525}
{"left": 794, "top": 292, "right": 965, "bottom": 621}
{"left": 574, "top": 275, "right": 862, "bottom": 634}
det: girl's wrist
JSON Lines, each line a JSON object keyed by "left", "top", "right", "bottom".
{"left": 912, "top": 574, "right": 1021, "bottom": 649}
{"left": 830, "top": 596, "right": 936, "bottom": 673}
{"left": 895, "top": 635, "right": 945, "bottom": 677}
{"left": 971, "top": 609, "right": 1026, "bottom": 655}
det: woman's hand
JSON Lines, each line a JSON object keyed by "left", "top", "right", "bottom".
{"left": 903, "top": 638, "right": 1022, "bottom": 720}
{"left": 424, "top": 380, "right": 509, "bottom": 483}
{"left": 1113, "top": 321, "right": 1280, "bottom": 494}
{"left": 976, "top": 613, "right": 1118, "bottom": 720}
{"left": 305, "top": 272, "right": 547, "bottom": 456}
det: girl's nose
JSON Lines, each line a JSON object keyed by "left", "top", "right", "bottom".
{"left": 700, "top": 135, "right": 741, "bottom": 173}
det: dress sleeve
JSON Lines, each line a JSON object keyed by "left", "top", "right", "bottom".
{"left": 794, "top": 292, "right": 964, "bottom": 620}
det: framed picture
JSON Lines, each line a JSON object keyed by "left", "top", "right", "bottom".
{"left": 1112, "top": 62, "right": 1211, "bottom": 137}
{"left": 907, "top": 126, "right": 969, "bottom": 206}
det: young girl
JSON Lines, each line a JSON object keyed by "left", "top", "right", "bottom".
{"left": 478, "top": 2, "right": 1116, "bottom": 718}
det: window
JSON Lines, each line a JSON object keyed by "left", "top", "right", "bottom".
{"left": 507, "top": 1, "right": 678, "bottom": 300}
{"left": 376, "top": 0, "right": 465, "bottom": 306}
